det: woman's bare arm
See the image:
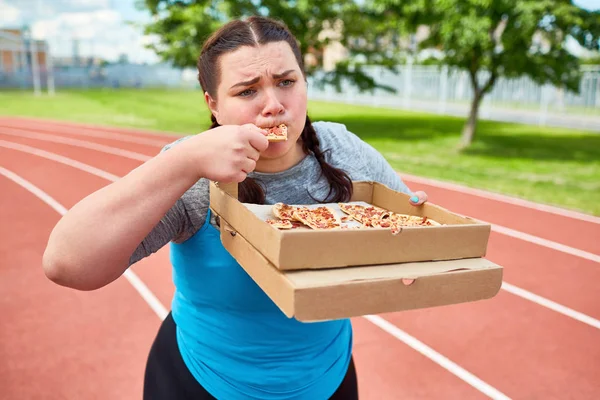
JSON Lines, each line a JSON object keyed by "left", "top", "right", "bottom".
{"left": 42, "top": 124, "right": 269, "bottom": 291}
{"left": 42, "top": 144, "right": 201, "bottom": 290}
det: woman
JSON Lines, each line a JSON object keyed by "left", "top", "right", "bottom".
{"left": 43, "top": 16, "right": 427, "bottom": 400}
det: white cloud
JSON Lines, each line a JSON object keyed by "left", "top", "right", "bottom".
{"left": 0, "top": 1, "right": 21, "bottom": 25}
{"left": 27, "top": 9, "right": 158, "bottom": 63}
{"left": 1, "top": 1, "right": 159, "bottom": 64}
{"left": 62, "top": 0, "right": 111, "bottom": 7}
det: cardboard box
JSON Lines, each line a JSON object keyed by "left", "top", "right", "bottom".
{"left": 219, "top": 219, "right": 503, "bottom": 322}
{"left": 209, "top": 181, "right": 491, "bottom": 270}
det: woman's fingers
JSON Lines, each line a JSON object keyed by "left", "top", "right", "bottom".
{"left": 247, "top": 147, "right": 260, "bottom": 162}
{"left": 241, "top": 158, "right": 257, "bottom": 174}
{"left": 409, "top": 191, "right": 428, "bottom": 206}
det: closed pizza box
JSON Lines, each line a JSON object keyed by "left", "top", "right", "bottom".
{"left": 209, "top": 180, "right": 491, "bottom": 271}
{"left": 219, "top": 219, "right": 503, "bottom": 322}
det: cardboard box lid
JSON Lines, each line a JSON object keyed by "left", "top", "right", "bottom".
{"left": 220, "top": 219, "right": 503, "bottom": 322}
{"left": 210, "top": 181, "right": 491, "bottom": 270}
{"left": 285, "top": 257, "right": 498, "bottom": 287}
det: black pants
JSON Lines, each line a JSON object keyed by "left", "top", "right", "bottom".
{"left": 144, "top": 313, "right": 358, "bottom": 400}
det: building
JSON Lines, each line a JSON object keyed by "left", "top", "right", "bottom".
{"left": 0, "top": 28, "right": 49, "bottom": 74}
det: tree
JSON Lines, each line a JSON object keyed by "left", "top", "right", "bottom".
{"left": 374, "top": 0, "right": 600, "bottom": 147}
{"left": 136, "top": 0, "right": 403, "bottom": 93}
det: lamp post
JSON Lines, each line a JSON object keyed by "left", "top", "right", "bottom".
{"left": 22, "top": 24, "right": 41, "bottom": 96}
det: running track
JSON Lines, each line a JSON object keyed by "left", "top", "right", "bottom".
{"left": 1, "top": 116, "right": 599, "bottom": 400}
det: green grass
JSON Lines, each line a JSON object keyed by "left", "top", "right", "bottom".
{"left": 2, "top": 88, "right": 599, "bottom": 216}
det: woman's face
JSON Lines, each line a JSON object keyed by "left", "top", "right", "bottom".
{"left": 206, "top": 41, "right": 307, "bottom": 164}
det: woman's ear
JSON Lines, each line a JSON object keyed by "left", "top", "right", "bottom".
{"left": 205, "top": 92, "right": 219, "bottom": 122}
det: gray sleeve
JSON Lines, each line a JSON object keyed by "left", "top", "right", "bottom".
{"left": 128, "top": 137, "right": 210, "bottom": 265}
{"left": 316, "top": 121, "right": 414, "bottom": 196}
{"left": 359, "top": 138, "right": 414, "bottom": 195}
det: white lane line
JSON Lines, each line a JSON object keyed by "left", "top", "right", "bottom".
{"left": 1, "top": 140, "right": 599, "bottom": 330}
{"left": 2, "top": 117, "right": 184, "bottom": 139}
{"left": 0, "top": 128, "right": 153, "bottom": 161}
{"left": 0, "top": 166, "right": 68, "bottom": 215}
{"left": 0, "top": 165, "right": 168, "bottom": 321}
{"left": 0, "top": 164, "right": 510, "bottom": 399}
{"left": 0, "top": 124, "right": 169, "bottom": 147}
{"left": 490, "top": 224, "right": 600, "bottom": 264}
{"left": 0, "top": 140, "right": 120, "bottom": 181}
{"left": 400, "top": 173, "right": 600, "bottom": 224}
{"left": 364, "top": 315, "right": 512, "bottom": 400}
{"left": 5, "top": 135, "right": 594, "bottom": 264}
{"left": 501, "top": 282, "right": 600, "bottom": 330}
{"left": 122, "top": 269, "right": 169, "bottom": 320}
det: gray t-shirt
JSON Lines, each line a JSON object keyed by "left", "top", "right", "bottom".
{"left": 129, "top": 121, "right": 413, "bottom": 265}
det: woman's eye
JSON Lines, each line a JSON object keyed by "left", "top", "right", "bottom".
{"left": 238, "top": 89, "right": 255, "bottom": 97}
{"left": 279, "top": 79, "right": 295, "bottom": 87}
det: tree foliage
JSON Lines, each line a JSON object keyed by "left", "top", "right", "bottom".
{"left": 137, "top": 0, "right": 402, "bottom": 93}
{"left": 372, "top": 0, "right": 600, "bottom": 145}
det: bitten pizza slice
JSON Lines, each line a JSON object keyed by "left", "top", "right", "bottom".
{"left": 265, "top": 124, "right": 287, "bottom": 142}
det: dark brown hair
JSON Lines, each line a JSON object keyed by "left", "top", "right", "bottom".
{"left": 197, "top": 16, "right": 353, "bottom": 204}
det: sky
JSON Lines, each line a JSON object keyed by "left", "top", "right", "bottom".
{"left": 1, "top": 0, "right": 599, "bottom": 64}
{"left": 0, "top": 0, "right": 160, "bottom": 63}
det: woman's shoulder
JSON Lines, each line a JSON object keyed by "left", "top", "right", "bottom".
{"left": 312, "top": 121, "right": 365, "bottom": 152}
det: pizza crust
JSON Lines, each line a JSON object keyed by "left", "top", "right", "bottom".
{"left": 266, "top": 219, "right": 294, "bottom": 229}
{"left": 265, "top": 124, "right": 288, "bottom": 142}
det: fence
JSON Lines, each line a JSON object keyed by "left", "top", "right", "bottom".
{"left": 0, "top": 63, "right": 198, "bottom": 90}
{"left": 2, "top": 60, "right": 599, "bottom": 131}
{"left": 307, "top": 64, "right": 600, "bottom": 131}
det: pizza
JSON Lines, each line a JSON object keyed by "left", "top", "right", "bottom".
{"left": 390, "top": 213, "right": 441, "bottom": 227}
{"left": 338, "top": 203, "right": 441, "bottom": 234}
{"left": 338, "top": 203, "right": 392, "bottom": 227}
{"left": 265, "top": 202, "right": 441, "bottom": 232}
{"left": 292, "top": 206, "right": 341, "bottom": 230}
{"left": 273, "top": 202, "right": 298, "bottom": 221}
{"left": 265, "top": 219, "right": 294, "bottom": 229}
{"left": 269, "top": 204, "right": 340, "bottom": 230}
{"left": 265, "top": 124, "right": 287, "bottom": 142}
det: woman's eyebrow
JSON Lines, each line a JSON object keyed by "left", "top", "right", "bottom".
{"left": 272, "top": 69, "right": 295, "bottom": 79}
{"left": 230, "top": 70, "right": 296, "bottom": 90}
{"left": 231, "top": 77, "right": 260, "bottom": 89}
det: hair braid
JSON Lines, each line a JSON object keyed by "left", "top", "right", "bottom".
{"left": 301, "top": 116, "right": 353, "bottom": 203}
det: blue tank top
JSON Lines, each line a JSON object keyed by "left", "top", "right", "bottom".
{"left": 169, "top": 209, "right": 353, "bottom": 399}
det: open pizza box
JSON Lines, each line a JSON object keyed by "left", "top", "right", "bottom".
{"left": 209, "top": 180, "right": 492, "bottom": 271}
{"left": 218, "top": 218, "right": 503, "bottom": 322}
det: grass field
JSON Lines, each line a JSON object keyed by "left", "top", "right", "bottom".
{"left": 2, "top": 88, "right": 599, "bottom": 216}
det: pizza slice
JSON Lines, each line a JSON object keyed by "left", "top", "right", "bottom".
{"left": 273, "top": 202, "right": 298, "bottom": 221}
{"left": 338, "top": 203, "right": 392, "bottom": 227}
{"left": 391, "top": 213, "right": 441, "bottom": 227}
{"left": 293, "top": 206, "right": 341, "bottom": 230}
{"left": 265, "top": 219, "right": 294, "bottom": 229}
{"left": 265, "top": 124, "right": 288, "bottom": 142}
{"left": 338, "top": 203, "right": 441, "bottom": 233}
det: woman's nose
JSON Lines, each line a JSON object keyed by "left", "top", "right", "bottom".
{"left": 262, "top": 90, "right": 284, "bottom": 117}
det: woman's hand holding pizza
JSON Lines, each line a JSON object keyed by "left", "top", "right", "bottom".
{"left": 185, "top": 124, "right": 269, "bottom": 183}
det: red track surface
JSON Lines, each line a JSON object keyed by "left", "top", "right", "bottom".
{"left": 1, "top": 116, "right": 599, "bottom": 400}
